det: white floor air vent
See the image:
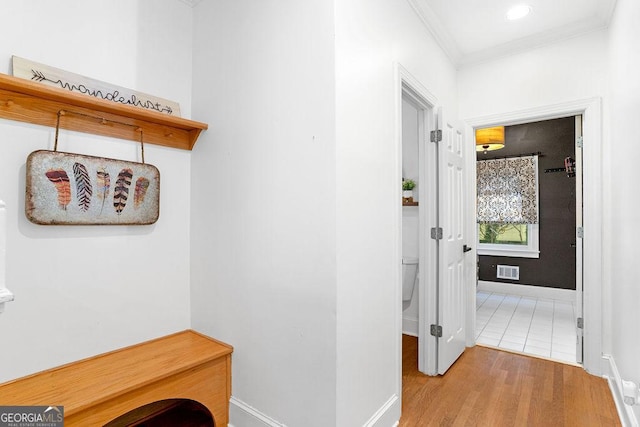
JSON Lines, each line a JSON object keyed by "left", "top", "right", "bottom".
{"left": 497, "top": 265, "right": 519, "bottom": 280}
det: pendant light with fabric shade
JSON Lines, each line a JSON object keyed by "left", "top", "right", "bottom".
{"left": 475, "top": 126, "right": 505, "bottom": 153}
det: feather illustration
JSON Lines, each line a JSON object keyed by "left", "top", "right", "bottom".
{"left": 113, "top": 168, "right": 133, "bottom": 215}
{"left": 45, "top": 169, "right": 71, "bottom": 210}
{"left": 134, "top": 177, "right": 150, "bottom": 209}
{"left": 96, "top": 169, "right": 110, "bottom": 214}
{"left": 72, "top": 162, "right": 92, "bottom": 212}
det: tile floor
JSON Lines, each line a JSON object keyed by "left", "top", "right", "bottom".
{"left": 475, "top": 291, "right": 578, "bottom": 364}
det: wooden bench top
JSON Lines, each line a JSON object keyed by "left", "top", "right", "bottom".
{"left": 0, "top": 330, "right": 233, "bottom": 416}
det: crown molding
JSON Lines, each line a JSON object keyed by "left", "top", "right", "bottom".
{"left": 406, "top": 0, "right": 615, "bottom": 69}
{"left": 458, "top": 17, "right": 609, "bottom": 68}
{"left": 405, "top": 0, "right": 461, "bottom": 65}
{"left": 178, "top": 0, "right": 204, "bottom": 7}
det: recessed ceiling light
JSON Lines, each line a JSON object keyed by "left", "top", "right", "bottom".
{"left": 506, "top": 5, "right": 532, "bottom": 21}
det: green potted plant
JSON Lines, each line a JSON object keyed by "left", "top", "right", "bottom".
{"left": 402, "top": 179, "right": 416, "bottom": 203}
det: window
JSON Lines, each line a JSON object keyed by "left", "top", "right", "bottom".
{"left": 478, "top": 223, "right": 539, "bottom": 258}
{"left": 477, "top": 156, "right": 539, "bottom": 258}
{"left": 479, "top": 223, "right": 527, "bottom": 245}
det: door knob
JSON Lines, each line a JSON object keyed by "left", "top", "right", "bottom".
{"left": 463, "top": 245, "right": 472, "bottom": 253}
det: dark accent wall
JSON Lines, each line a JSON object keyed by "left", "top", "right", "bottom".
{"left": 477, "top": 117, "right": 576, "bottom": 290}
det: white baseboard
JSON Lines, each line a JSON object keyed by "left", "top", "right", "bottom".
{"left": 228, "top": 396, "right": 286, "bottom": 427}
{"left": 477, "top": 280, "right": 576, "bottom": 301}
{"left": 363, "top": 394, "right": 400, "bottom": 427}
{"left": 603, "top": 354, "right": 639, "bottom": 427}
{"left": 229, "top": 394, "right": 400, "bottom": 427}
{"left": 402, "top": 316, "right": 418, "bottom": 337}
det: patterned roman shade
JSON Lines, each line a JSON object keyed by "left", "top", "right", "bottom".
{"left": 477, "top": 155, "right": 538, "bottom": 224}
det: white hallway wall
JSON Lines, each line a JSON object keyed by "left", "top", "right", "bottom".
{"left": 608, "top": 0, "right": 640, "bottom": 422}
{"left": 0, "top": 0, "right": 193, "bottom": 383}
{"left": 190, "top": 1, "right": 338, "bottom": 426}
{"left": 190, "top": 0, "right": 459, "bottom": 426}
{"left": 458, "top": 30, "right": 609, "bottom": 120}
{"left": 334, "top": 0, "right": 457, "bottom": 425}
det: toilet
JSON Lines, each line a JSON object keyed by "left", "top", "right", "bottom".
{"left": 402, "top": 257, "right": 418, "bottom": 302}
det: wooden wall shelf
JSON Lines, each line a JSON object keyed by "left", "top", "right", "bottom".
{"left": 0, "top": 330, "right": 232, "bottom": 426}
{"left": 0, "top": 73, "right": 208, "bottom": 150}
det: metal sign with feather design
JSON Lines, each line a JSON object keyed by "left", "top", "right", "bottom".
{"left": 26, "top": 150, "right": 159, "bottom": 225}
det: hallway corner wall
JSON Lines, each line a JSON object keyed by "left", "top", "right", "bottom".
{"left": 608, "top": 0, "right": 640, "bottom": 422}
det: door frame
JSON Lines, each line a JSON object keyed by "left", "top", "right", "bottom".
{"left": 463, "top": 97, "right": 604, "bottom": 375}
{"left": 395, "top": 63, "right": 439, "bottom": 381}
{"left": 575, "top": 115, "right": 584, "bottom": 363}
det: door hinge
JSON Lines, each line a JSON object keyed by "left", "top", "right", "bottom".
{"left": 577, "top": 226, "right": 584, "bottom": 239}
{"left": 430, "top": 324, "right": 443, "bottom": 337}
{"left": 577, "top": 317, "right": 584, "bottom": 329}
{"left": 430, "top": 129, "right": 442, "bottom": 143}
{"left": 577, "top": 136, "right": 584, "bottom": 148}
{"left": 430, "top": 227, "right": 443, "bottom": 240}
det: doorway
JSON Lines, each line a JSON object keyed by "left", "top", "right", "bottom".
{"left": 474, "top": 116, "right": 582, "bottom": 365}
{"left": 464, "top": 98, "right": 603, "bottom": 376}
{"left": 398, "top": 65, "right": 468, "bottom": 378}
{"left": 399, "top": 79, "right": 438, "bottom": 376}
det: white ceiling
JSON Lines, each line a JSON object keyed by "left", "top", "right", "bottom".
{"left": 408, "top": 0, "right": 617, "bottom": 67}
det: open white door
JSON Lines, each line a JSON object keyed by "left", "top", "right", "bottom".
{"left": 435, "top": 109, "right": 466, "bottom": 374}
{"left": 575, "top": 115, "right": 584, "bottom": 363}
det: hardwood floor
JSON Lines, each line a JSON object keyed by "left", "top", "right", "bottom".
{"left": 401, "top": 335, "right": 621, "bottom": 426}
